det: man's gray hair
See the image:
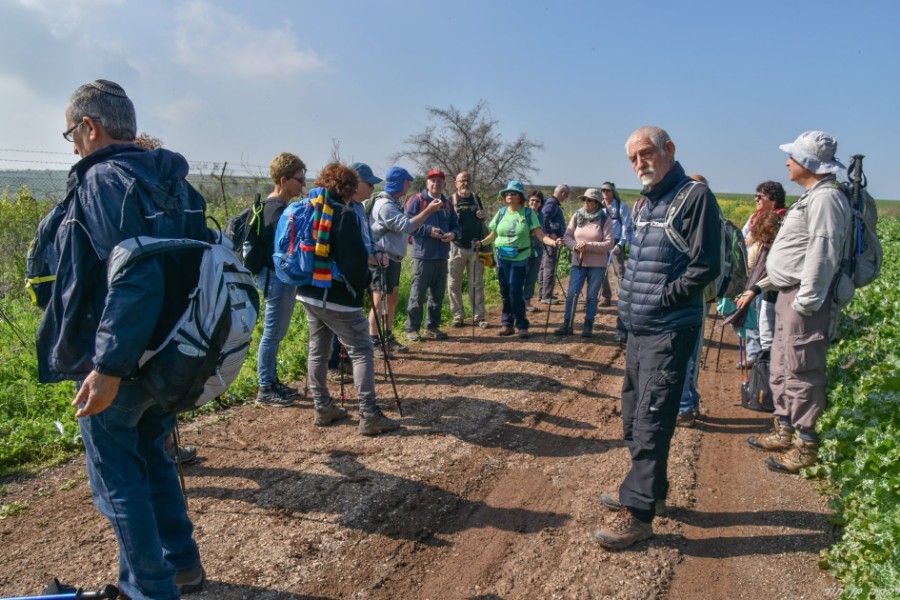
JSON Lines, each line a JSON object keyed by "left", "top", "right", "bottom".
{"left": 554, "top": 183, "right": 570, "bottom": 197}
{"left": 68, "top": 79, "right": 136, "bottom": 141}
{"left": 625, "top": 126, "right": 672, "bottom": 153}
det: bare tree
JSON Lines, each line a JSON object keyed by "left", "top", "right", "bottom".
{"left": 393, "top": 101, "right": 543, "bottom": 190}
{"left": 134, "top": 132, "right": 164, "bottom": 150}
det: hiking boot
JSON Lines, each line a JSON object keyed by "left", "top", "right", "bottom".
{"left": 498, "top": 326, "right": 515, "bottom": 336}
{"left": 478, "top": 320, "right": 490, "bottom": 329}
{"left": 452, "top": 317, "right": 466, "bottom": 328}
{"left": 518, "top": 329, "right": 531, "bottom": 339}
{"left": 373, "top": 336, "right": 392, "bottom": 360}
{"left": 314, "top": 403, "right": 348, "bottom": 426}
{"left": 554, "top": 321, "right": 572, "bottom": 336}
{"left": 580, "top": 320, "right": 594, "bottom": 338}
{"left": 256, "top": 385, "right": 296, "bottom": 407}
{"left": 166, "top": 444, "right": 198, "bottom": 466}
{"left": 599, "top": 493, "right": 667, "bottom": 518}
{"left": 424, "top": 327, "right": 449, "bottom": 340}
{"left": 175, "top": 564, "right": 206, "bottom": 594}
{"left": 592, "top": 508, "right": 653, "bottom": 551}
{"left": 747, "top": 417, "right": 794, "bottom": 451}
{"left": 387, "top": 332, "right": 409, "bottom": 353}
{"left": 406, "top": 329, "right": 422, "bottom": 342}
{"left": 766, "top": 438, "right": 819, "bottom": 474}
{"left": 271, "top": 380, "right": 300, "bottom": 400}
{"left": 675, "top": 411, "right": 696, "bottom": 428}
{"left": 599, "top": 296, "right": 612, "bottom": 307}
{"left": 358, "top": 408, "right": 401, "bottom": 436}
{"left": 540, "top": 297, "right": 559, "bottom": 305}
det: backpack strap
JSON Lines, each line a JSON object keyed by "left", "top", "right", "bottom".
{"left": 634, "top": 180, "right": 700, "bottom": 255}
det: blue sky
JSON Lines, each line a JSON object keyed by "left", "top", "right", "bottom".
{"left": 1, "top": 0, "right": 898, "bottom": 198}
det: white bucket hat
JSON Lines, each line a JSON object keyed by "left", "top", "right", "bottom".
{"left": 779, "top": 130, "right": 846, "bottom": 174}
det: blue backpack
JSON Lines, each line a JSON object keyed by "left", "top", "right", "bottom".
{"left": 273, "top": 187, "right": 342, "bottom": 287}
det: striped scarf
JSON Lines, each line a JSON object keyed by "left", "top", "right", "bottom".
{"left": 310, "top": 189, "right": 335, "bottom": 288}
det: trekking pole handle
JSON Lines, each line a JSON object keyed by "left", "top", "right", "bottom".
{"left": 3, "top": 585, "right": 120, "bottom": 600}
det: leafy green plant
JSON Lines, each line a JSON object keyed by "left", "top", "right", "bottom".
{"left": 813, "top": 216, "right": 900, "bottom": 599}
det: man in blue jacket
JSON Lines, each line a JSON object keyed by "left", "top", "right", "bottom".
{"left": 539, "top": 183, "right": 569, "bottom": 304}
{"left": 594, "top": 126, "right": 721, "bottom": 551}
{"left": 404, "top": 168, "right": 461, "bottom": 341}
{"left": 37, "top": 80, "right": 207, "bottom": 599}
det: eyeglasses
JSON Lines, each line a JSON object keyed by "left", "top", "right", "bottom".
{"left": 62, "top": 116, "right": 101, "bottom": 142}
{"left": 62, "top": 122, "right": 83, "bottom": 142}
{"left": 290, "top": 175, "right": 306, "bottom": 186}
{"left": 456, "top": 179, "right": 470, "bottom": 184}
{"left": 754, "top": 193, "right": 768, "bottom": 201}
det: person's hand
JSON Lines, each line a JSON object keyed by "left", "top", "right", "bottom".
{"left": 735, "top": 290, "right": 755, "bottom": 311}
{"left": 575, "top": 240, "right": 586, "bottom": 252}
{"left": 555, "top": 238, "right": 564, "bottom": 248}
{"left": 440, "top": 232, "right": 455, "bottom": 243}
{"left": 475, "top": 209, "right": 484, "bottom": 219}
{"left": 73, "top": 370, "right": 121, "bottom": 418}
{"left": 430, "top": 228, "right": 444, "bottom": 239}
{"left": 472, "top": 240, "right": 482, "bottom": 250}
{"left": 372, "top": 252, "right": 387, "bottom": 267}
{"left": 612, "top": 243, "right": 622, "bottom": 256}
{"left": 427, "top": 199, "right": 443, "bottom": 213}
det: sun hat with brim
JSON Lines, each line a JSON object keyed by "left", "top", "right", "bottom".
{"left": 778, "top": 130, "right": 846, "bottom": 174}
{"left": 498, "top": 181, "right": 527, "bottom": 200}
{"left": 579, "top": 188, "right": 603, "bottom": 203}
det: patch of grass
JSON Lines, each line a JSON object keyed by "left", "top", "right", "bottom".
{"left": 0, "top": 502, "right": 29, "bottom": 519}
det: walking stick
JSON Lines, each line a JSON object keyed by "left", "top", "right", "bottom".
{"left": 2, "top": 581, "right": 121, "bottom": 599}
{"left": 714, "top": 320, "right": 726, "bottom": 372}
{"left": 543, "top": 244, "right": 559, "bottom": 339}
{"left": 368, "top": 288, "right": 403, "bottom": 416}
{"left": 338, "top": 343, "right": 347, "bottom": 408}
{"left": 701, "top": 305, "right": 719, "bottom": 369}
{"left": 377, "top": 264, "right": 390, "bottom": 378}
{"left": 470, "top": 255, "right": 477, "bottom": 339}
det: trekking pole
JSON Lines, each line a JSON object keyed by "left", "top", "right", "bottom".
{"left": 368, "top": 289, "right": 403, "bottom": 416}
{"left": 569, "top": 250, "right": 584, "bottom": 335}
{"left": 849, "top": 154, "right": 865, "bottom": 268}
{"left": 172, "top": 422, "right": 189, "bottom": 507}
{"left": 543, "top": 244, "right": 558, "bottom": 339}
{"left": 378, "top": 264, "right": 390, "bottom": 378}
{"left": 338, "top": 344, "right": 347, "bottom": 409}
{"left": 714, "top": 320, "right": 726, "bottom": 372}
{"left": 2, "top": 583, "right": 121, "bottom": 600}
{"left": 701, "top": 305, "right": 719, "bottom": 369}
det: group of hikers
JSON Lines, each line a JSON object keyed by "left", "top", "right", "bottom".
{"left": 35, "top": 77, "right": 858, "bottom": 598}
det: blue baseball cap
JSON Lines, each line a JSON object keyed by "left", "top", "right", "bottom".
{"left": 384, "top": 166, "right": 414, "bottom": 195}
{"left": 350, "top": 162, "right": 383, "bottom": 185}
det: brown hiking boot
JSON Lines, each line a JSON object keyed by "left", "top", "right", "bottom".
{"left": 314, "top": 403, "right": 348, "bottom": 426}
{"left": 592, "top": 508, "right": 653, "bottom": 551}
{"left": 766, "top": 438, "right": 819, "bottom": 474}
{"left": 599, "top": 493, "right": 667, "bottom": 518}
{"left": 747, "top": 417, "right": 794, "bottom": 451}
{"left": 498, "top": 326, "right": 515, "bottom": 336}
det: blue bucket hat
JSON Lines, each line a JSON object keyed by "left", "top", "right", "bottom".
{"left": 498, "top": 180, "right": 526, "bottom": 200}
{"left": 384, "top": 166, "right": 413, "bottom": 195}
{"left": 350, "top": 162, "right": 383, "bottom": 185}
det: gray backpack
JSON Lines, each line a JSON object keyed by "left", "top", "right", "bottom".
{"left": 107, "top": 233, "right": 260, "bottom": 413}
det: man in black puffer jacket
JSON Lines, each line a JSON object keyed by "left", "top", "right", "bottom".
{"left": 593, "top": 126, "right": 721, "bottom": 551}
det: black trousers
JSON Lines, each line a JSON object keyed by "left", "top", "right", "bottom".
{"left": 618, "top": 325, "right": 700, "bottom": 522}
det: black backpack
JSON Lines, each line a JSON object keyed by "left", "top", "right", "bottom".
{"left": 224, "top": 193, "right": 273, "bottom": 274}
{"left": 741, "top": 350, "right": 775, "bottom": 412}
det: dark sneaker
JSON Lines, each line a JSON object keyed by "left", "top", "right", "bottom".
{"left": 256, "top": 385, "right": 296, "bottom": 407}
{"left": 166, "top": 444, "right": 198, "bottom": 466}
{"left": 176, "top": 564, "right": 206, "bottom": 594}
{"left": 478, "top": 320, "right": 490, "bottom": 329}
{"left": 387, "top": 333, "right": 409, "bottom": 353}
{"left": 518, "top": 329, "right": 531, "bottom": 339}
{"left": 452, "top": 317, "right": 466, "bottom": 328}
{"left": 358, "top": 408, "right": 401, "bottom": 436}
{"left": 406, "top": 330, "right": 422, "bottom": 342}
{"left": 599, "top": 493, "right": 667, "bottom": 518}
{"left": 498, "top": 326, "right": 515, "bottom": 336}
{"left": 766, "top": 438, "right": 818, "bottom": 474}
{"left": 554, "top": 321, "right": 572, "bottom": 336}
{"left": 675, "top": 412, "right": 696, "bottom": 428}
{"left": 580, "top": 321, "right": 594, "bottom": 338}
{"left": 592, "top": 508, "right": 653, "bottom": 551}
{"left": 314, "top": 403, "right": 348, "bottom": 426}
{"left": 424, "top": 327, "right": 449, "bottom": 340}
{"left": 271, "top": 380, "right": 300, "bottom": 400}
{"left": 748, "top": 417, "right": 794, "bottom": 451}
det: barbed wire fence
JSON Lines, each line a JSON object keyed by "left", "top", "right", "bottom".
{"left": 0, "top": 148, "right": 277, "bottom": 219}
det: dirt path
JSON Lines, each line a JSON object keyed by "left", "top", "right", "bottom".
{"left": 0, "top": 302, "right": 837, "bottom": 599}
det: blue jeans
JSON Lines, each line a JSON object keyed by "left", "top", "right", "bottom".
{"left": 256, "top": 268, "right": 298, "bottom": 387}
{"left": 563, "top": 266, "right": 606, "bottom": 323}
{"left": 524, "top": 250, "right": 541, "bottom": 302}
{"left": 497, "top": 257, "right": 529, "bottom": 330}
{"left": 79, "top": 383, "right": 200, "bottom": 600}
{"left": 302, "top": 301, "right": 378, "bottom": 412}
{"left": 679, "top": 310, "right": 706, "bottom": 415}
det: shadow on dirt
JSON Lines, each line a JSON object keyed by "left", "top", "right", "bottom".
{"left": 398, "top": 395, "right": 627, "bottom": 457}
{"left": 198, "top": 582, "right": 331, "bottom": 599}
{"left": 651, "top": 530, "right": 832, "bottom": 558}
{"left": 695, "top": 413, "right": 772, "bottom": 435}
{"left": 186, "top": 451, "right": 570, "bottom": 546}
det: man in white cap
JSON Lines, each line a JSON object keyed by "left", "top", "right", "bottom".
{"left": 747, "top": 131, "right": 850, "bottom": 474}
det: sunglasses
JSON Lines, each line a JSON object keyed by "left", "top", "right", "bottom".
{"left": 290, "top": 175, "right": 307, "bottom": 186}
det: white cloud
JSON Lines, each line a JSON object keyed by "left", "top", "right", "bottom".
{"left": 173, "top": 0, "right": 328, "bottom": 80}
{"left": 16, "top": 0, "right": 124, "bottom": 38}
{"left": 154, "top": 95, "right": 207, "bottom": 126}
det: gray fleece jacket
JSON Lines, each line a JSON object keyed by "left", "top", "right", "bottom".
{"left": 369, "top": 191, "right": 427, "bottom": 261}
